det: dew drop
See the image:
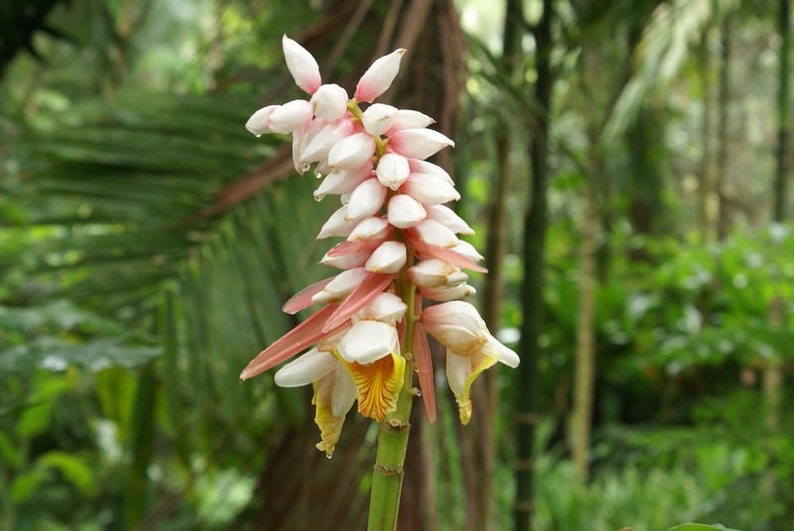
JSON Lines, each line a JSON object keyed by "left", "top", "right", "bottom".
{"left": 326, "top": 453, "right": 333, "bottom": 460}
{"left": 415, "top": 389, "right": 422, "bottom": 397}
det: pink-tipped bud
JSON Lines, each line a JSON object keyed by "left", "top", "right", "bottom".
{"left": 386, "top": 109, "right": 435, "bottom": 134}
{"left": 317, "top": 205, "right": 358, "bottom": 239}
{"left": 301, "top": 119, "right": 355, "bottom": 164}
{"left": 411, "top": 219, "right": 459, "bottom": 249}
{"left": 355, "top": 49, "right": 407, "bottom": 103}
{"left": 389, "top": 128, "right": 455, "bottom": 159}
{"left": 365, "top": 241, "right": 407, "bottom": 274}
{"left": 311, "top": 84, "right": 349, "bottom": 120}
{"left": 328, "top": 133, "right": 376, "bottom": 169}
{"left": 426, "top": 204, "right": 475, "bottom": 235}
{"left": 408, "top": 159, "right": 454, "bottom": 185}
{"left": 401, "top": 173, "right": 460, "bottom": 205}
{"left": 375, "top": 153, "right": 410, "bottom": 190}
{"left": 346, "top": 178, "right": 387, "bottom": 220}
{"left": 312, "top": 267, "right": 368, "bottom": 304}
{"left": 268, "top": 99, "right": 313, "bottom": 134}
{"left": 314, "top": 165, "right": 370, "bottom": 200}
{"left": 362, "top": 103, "right": 398, "bottom": 136}
{"left": 407, "top": 259, "right": 467, "bottom": 288}
{"left": 358, "top": 292, "right": 407, "bottom": 325}
{"left": 245, "top": 105, "right": 279, "bottom": 136}
{"left": 387, "top": 194, "right": 426, "bottom": 228}
{"left": 347, "top": 216, "right": 390, "bottom": 242}
{"left": 420, "top": 282, "right": 476, "bottom": 302}
{"left": 283, "top": 35, "right": 322, "bottom": 94}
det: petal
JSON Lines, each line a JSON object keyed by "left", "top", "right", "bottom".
{"left": 389, "top": 128, "right": 455, "bottom": 159}
{"left": 323, "top": 272, "right": 397, "bottom": 332}
{"left": 375, "top": 152, "right": 410, "bottom": 190}
{"left": 355, "top": 49, "right": 407, "bottom": 103}
{"left": 407, "top": 258, "right": 466, "bottom": 288}
{"left": 362, "top": 103, "right": 398, "bottom": 136}
{"left": 407, "top": 234, "right": 488, "bottom": 273}
{"left": 274, "top": 348, "right": 337, "bottom": 387}
{"left": 312, "top": 267, "right": 368, "bottom": 304}
{"left": 312, "top": 366, "right": 356, "bottom": 456}
{"left": 268, "top": 99, "right": 313, "bottom": 134}
{"left": 421, "top": 300, "right": 487, "bottom": 356}
{"left": 240, "top": 304, "right": 347, "bottom": 380}
{"left": 386, "top": 110, "right": 435, "bottom": 135}
{"left": 410, "top": 219, "right": 460, "bottom": 248}
{"left": 445, "top": 350, "right": 497, "bottom": 425}
{"left": 283, "top": 34, "right": 321, "bottom": 94}
{"left": 407, "top": 159, "right": 454, "bottom": 185}
{"left": 346, "top": 178, "right": 387, "bottom": 220}
{"left": 482, "top": 335, "right": 520, "bottom": 368}
{"left": 311, "top": 83, "right": 349, "bottom": 120}
{"left": 426, "top": 204, "right": 474, "bottom": 235}
{"left": 340, "top": 352, "right": 405, "bottom": 421}
{"left": 401, "top": 172, "right": 460, "bottom": 205}
{"left": 314, "top": 165, "right": 371, "bottom": 200}
{"left": 365, "top": 240, "right": 406, "bottom": 274}
{"left": 413, "top": 322, "right": 437, "bottom": 422}
{"left": 320, "top": 249, "right": 372, "bottom": 269}
{"left": 245, "top": 105, "right": 279, "bottom": 136}
{"left": 325, "top": 238, "right": 383, "bottom": 258}
{"left": 328, "top": 132, "right": 376, "bottom": 169}
{"left": 451, "top": 240, "right": 484, "bottom": 263}
{"left": 338, "top": 320, "right": 399, "bottom": 364}
{"left": 358, "top": 292, "right": 407, "bottom": 324}
{"left": 387, "top": 194, "right": 427, "bottom": 228}
{"left": 282, "top": 276, "right": 334, "bottom": 314}
{"left": 419, "top": 282, "right": 476, "bottom": 302}
{"left": 317, "top": 204, "right": 358, "bottom": 239}
{"left": 301, "top": 118, "right": 355, "bottom": 164}
{"left": 347, "top": 216, "right": 390, "bottom": 242}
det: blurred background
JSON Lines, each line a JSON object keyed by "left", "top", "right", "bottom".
{"left": 1, "top": 0, "right": 793, "bottom": 530}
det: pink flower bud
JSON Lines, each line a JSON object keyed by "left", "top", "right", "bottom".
{"left": 362, "top": 103, "right": 398, "bottom": 136}
{"left": 311, "top": 84, "right": 349, "bottom": 120}
{"left": 420, "top": 282, "right": 476, "bottom": 302}
{"left": 346, "top": 178, "right": 387, "bottom": 220}
{"left": 387, "top": 194, "right": 426, "bottom": 228}
{"left": 312, "top": 267, "right": 368, "bottom": 304}
{"left": 301, "top": 118, "right": 355, "bottom": 164}
{"left": 268, "top": 99, "right": 313, "bottom": 134}
{"left": 245, "top": 105, "right": 279, "bottom": 136}
{"left": 347, "top": 216, "right": 390, "bottom": 242}
{"left": 386, "top": 109, "right": 435, "bottom": 134}
{"left": 408, "top": 159, "right": 454, "bottom": 185}
{"left": 389, "top": 128, "right": 454, "bottom": 159}
{"left": 411, "top": 219, "right": 459, "bottom": 248}
{"left": 355, "top": 49, "right": 407, "bottom": 103}
{"left": 375, "top": 153, "right": 410, "bottom": 190}
{"left": 328, "top": 132, "right": 376, "bottom": 169}
{"left": 451, "top": 240, "right": 484, "bottom": 263}
{"left": 407, "top": 259, "right": 467, "bottom": 288}
{"left": 401, "top": 173, "right": 460, "bottom": 205}
{"left": 283, "top": 35, "right": 322, "bottom": 94}
{"left": 358, "top": 292, "right": 407, "bottom": 325}
{"left": 426, "top": 204, "right": 475, "bottom": 235}
{"left": 314, "top": 165, "right": 371, "bottom": 200}
{"left": 317, "top": 205, "right": 358, "bottom": 239}
{"left": 321, "top": 249, "right": 371, "bottom": 269}
{"left": 274, "top": 348, "right": 336, "bottom": 387}
{"left": 365, "top": 241, "right": 407, "bottom": 274}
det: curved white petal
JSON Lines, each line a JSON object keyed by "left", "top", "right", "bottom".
{"left": 274, "top": 349, "right": 337, "bottom": 387}
{"left": 320, "top": 249, "right": 371, "bottom": 269}
{"left": 387, "top": 109, "right": 435, "bottom": 134}
{"left": 330, "top": 365, "right": 358, "bottom": 417}
{"left": 407, "top": 258, "right": 464, "bottom": 288}
{"left": 328, "top": 132, "right": 376, "bottom": 169}
{"left": 365, "top": 240, "right": 407, "bottom": 274}
{"left": 401, "top": 173, "right": 460, "bottom": 205}
{"left": 317, "top": 205, "right": 358, "bottom": 239}
{"left": 445, "top": 350, "right": 470, "bottom": 397}
{"left": 268, "top": 99, "right": 313, "bottom": 134}
{"left": 314, "top": 165, "right": 370, "bottom": 200}
{"left": 312, "top": 267, "right": 367, "bottom": 303}
{"left": 347, "top": 216, "right": 390, "bottom": 241}
{"left": 301, "top": 118, "right": 355, "bottom": 164}
{"left": 338, "top": 320, "right": 399, "bottom": 364}
{"left": 412, "top": 219, "right": 459, "bottom": 248}
{"left": 245, "top": 105, "right": 279, "bottom": 136}
{"left": 389, "top": 128, "right": 454, "bottom": 159}
{"left": 375, "top": 153, "right": 410, "bottom": 191}
{"left": 362, "top": 103, "right": 398, "bottom": 136}
{"left": 311, "top": 84, "right": 349, "bottom": 120}
{"left": 407, "top": 159, "right": 454, "bottom": 185}
{"left": 346, "top": 178, "right": 387, "bottom": 220}
{"left": 386, "top": 194, "right": 426, "bottom": 229}
{"left": 358, "top": 292, "right": 407, "bottom": 325}
{"left": 426, "top": 204, "right": 474, "bottom": 235}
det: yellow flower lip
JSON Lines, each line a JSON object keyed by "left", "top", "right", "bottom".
{"left": 341, "top": 352, "right": 405, "bottom": 422}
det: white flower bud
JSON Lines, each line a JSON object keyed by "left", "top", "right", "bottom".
{"left": 354, "top": 49, "right": 406, "bottom": 103}
{"left": 365, "top": 240, "right": 406, "bottom": 274}
{"left": 375, "top": 153, "right": 410, "bottom": 190}
{"left": 389, "top": 128, "right": 454, "bottom": 159}
{"left": 311, "top": 84, "right": 349, "bottom": 120}
{"left": 362, "top": 103, "right": 398, "bottom": 136}
{"left": 283, "top": 35, "right": 321, "bottom": 94}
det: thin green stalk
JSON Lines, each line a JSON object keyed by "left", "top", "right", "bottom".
{"left": 367, "top": 251, "right": 418, "bottom": 531}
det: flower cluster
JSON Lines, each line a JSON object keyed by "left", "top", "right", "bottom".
{"left": 241, "top": 35, "right": 519, "bottom": 456}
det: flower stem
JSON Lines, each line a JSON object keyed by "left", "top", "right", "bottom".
{"left": 367, "top": 251, "right": 417, "bottom": 531}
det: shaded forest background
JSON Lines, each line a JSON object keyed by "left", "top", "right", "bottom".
{"left": 1, "top": 0, "right": 793, "bottom": 530}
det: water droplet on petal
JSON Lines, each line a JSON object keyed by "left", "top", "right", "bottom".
{"left": 415, "top": 389, "right": 422, "bottom": 397}
{"left": 326, "top": 453, "right": 333, "bottom": 459}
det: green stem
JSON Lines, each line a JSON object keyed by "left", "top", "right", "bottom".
{"left": 367, "top": 250, "right": 418, "bottom": 531}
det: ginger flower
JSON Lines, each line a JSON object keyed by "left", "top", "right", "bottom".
{"left": 241, "top": 35, "right": 518, "bottom": 455}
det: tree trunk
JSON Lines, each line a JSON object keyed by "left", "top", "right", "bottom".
{"left": 515, "top": 1, "right": 554, "bottom": 530}
{"left": 571, "top": 180, "right": 597, "bottom": 484}
{"left": 716, "top": 18, "right": 732, "bottom": 240}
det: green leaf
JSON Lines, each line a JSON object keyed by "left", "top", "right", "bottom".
{"left": 10, "top": 467, "right": 50, "bottom": 504}
{"left": 38, "top": 451, "right": 97, "bottom": 497}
